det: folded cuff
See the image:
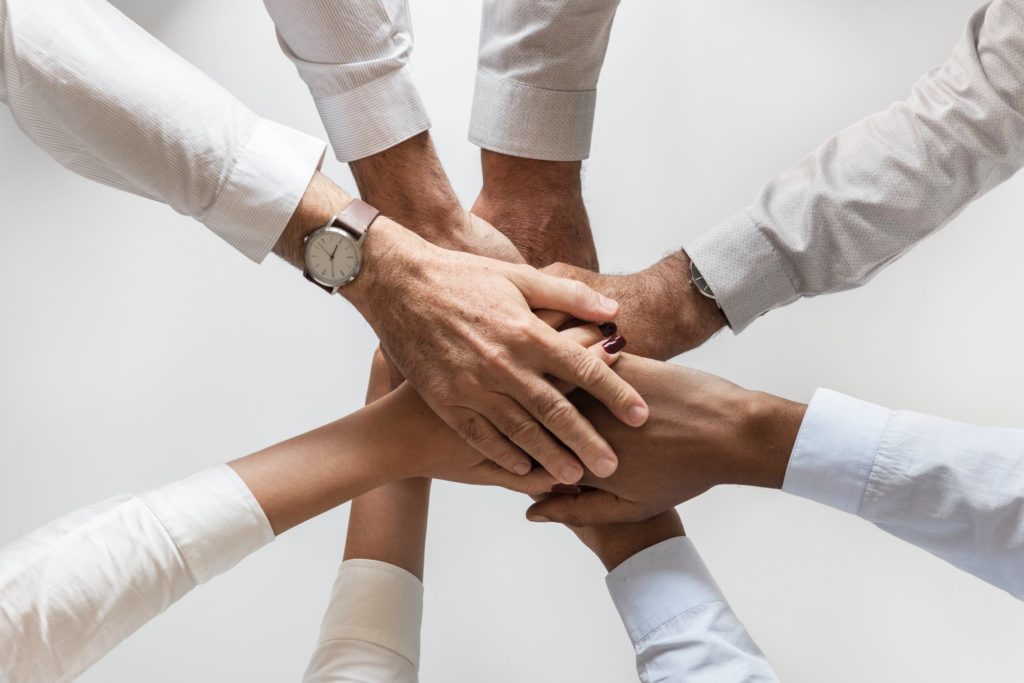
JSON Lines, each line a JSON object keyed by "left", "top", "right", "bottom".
{"left": 783, "top": 389, "right": 893, "bottom": 515}
{"left": 683, "top": 210, "right": 800, "bottom": 333}
{"left": 315, "top": 559, "right": 424, "bottom": 667}
{"left": 201, "top": 118, "right": 326, "bottom": 263}
{"left": 606, "top": 537, "right": 724, "bottom": 645}
{"left": 139, "top": 465, "right": 275, "bottom": 585}
{"left": 313, "top": 65, "right": 431, "bottom": 163}
{"left": 469, "top": 70, "right": 596, "bottom": 161}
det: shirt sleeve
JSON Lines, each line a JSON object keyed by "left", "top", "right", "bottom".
{"left": 785, "top": 388, "right": 1024, "bottom": 599}
{"left": 0, "top": 0, "right": 326, "bottom": 263}
{"left": 263, "top": 0, "right": 430, "bottom": 163}
{"left": 303, "top": 559, "right": 423, "bottom": 683}
{"left": 606, "top": 537, "right": 778, "bottom": 683}
{"left": 684, "top": 1, "right": 1024, "bottom": 332}
{"left": 0, "top": 465, "right": 274, "bottom": 683}
{"left": 470, "top": 0, "right": 622, "bottom": 161}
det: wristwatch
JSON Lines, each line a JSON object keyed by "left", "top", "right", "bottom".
{"left": 689, "top": 259, "right": 720, "bottom": 308}
{"left": 302, "top": 199, "right": 380, "bottom": 294}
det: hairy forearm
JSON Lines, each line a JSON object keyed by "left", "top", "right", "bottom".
{"left": 474, "top": 150, "right": 598, "bottom": 269}
{"left": 349, "top": 132, "right": 467, "bottom": 249}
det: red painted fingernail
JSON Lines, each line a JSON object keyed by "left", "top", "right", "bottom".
{"left": 597, "top": 322, "right": 617, "bottom": 337}
{"left": 602, "top": 335, "right": 627, "bottom": 353}
{"left": 551, "top": 484, "right": 581, "bottom": 495}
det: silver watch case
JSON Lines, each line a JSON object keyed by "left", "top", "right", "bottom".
{"left": 303, "top": 222, "right": 364, "bottom": 294}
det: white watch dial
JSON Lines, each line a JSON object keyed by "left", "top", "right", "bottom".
{"left": 305, "top": 228, "right": 361, "bottom": 286}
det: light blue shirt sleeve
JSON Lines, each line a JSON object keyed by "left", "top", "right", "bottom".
{"left": 605, "top": 537, "right": 778, "bottom": 683}
{"left": 785, "top": 389, "right": 1024, "bottom": 598}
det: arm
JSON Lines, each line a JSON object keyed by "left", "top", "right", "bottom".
{"left": 0, "top": 327, "right": 622, "bottom": 683}
{"left": 558, "top": 510, "right": 777, "bottom": 682}
{"left": 0, "top": 0, "right": 325, "bottom": 263}
{"left": 470, "top": 0, "right": 624, "bottom": 269}
{"left": 303, "top": 354, "right": 429, "bottom": 683}
{"left": 529, "top": 355, "right": 1024, "bottom": 599}
{"left": 685, "top": 1, "right": 1024, "bottom": 332}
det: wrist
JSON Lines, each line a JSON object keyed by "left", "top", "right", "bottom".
{"left": 275, "top": 172, "right": 353, "bottom": 270}
{"left": 585, "top": 512, "right": 686, "bottom": 572}
{"left": 648, "top": 251, "right": 728, "bottom": 355}
{"left": 340, "top": 217, "right": 424, "bottom": 311}
{"left": 737, "top": 390, "right": 806, "bottom": 490}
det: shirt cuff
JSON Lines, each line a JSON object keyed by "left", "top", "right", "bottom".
{"left": 315, "top": 559, "right": 424, "bottom": 668}
{"left": 139, "top": 465, "right": 275, "bottom": 585}
{"left": 469, "top": 70, "right": 596, "bottom": 161}
{"left": 683, "top": 210, "right": 800, "bottom": 333}
{"left": 312, "top": 65, "right": 431, "bottom": 163}
{"left": 783, "top": 389, "right": 894, "bottom": 515}
{"left": 606, "top": 537, "right": 724, "bottom": 645}
{"left": 201, "top": 118, "right": 326, "bottom": 263}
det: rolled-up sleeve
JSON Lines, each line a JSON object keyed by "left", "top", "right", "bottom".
{"left": 470, "top": 0, "right": 622, "bottom": 161}
{"left": 264, "top": 0, "right": 430, "bottom": 163}
{"left": 303, "top": 559, "right": 423, "bottom": 683}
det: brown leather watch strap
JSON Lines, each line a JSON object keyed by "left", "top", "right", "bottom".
{"left": 334, "top": 198, "right": 380, "bottom": 238}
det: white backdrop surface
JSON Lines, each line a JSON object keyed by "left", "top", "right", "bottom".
{"left": 2, "top": 1, "right": 1023, "bottom": 681}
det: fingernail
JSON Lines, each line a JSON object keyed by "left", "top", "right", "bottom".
{"left": 627, "top": 404, "right": 649, "bottom": 426}
{"left": 599, "top": 295, "right": 618, "bottom": 313}
{"left": 602, "top": 335, "right": 627, "bottom": 354}
{"left": 594, "top": 456, "right": 617, "bottom": 477}
{"left": 514, "top": 461, "right": 532, "bottom": 475}
{"left": 560, "top": 465, "right": 582, "bottom": 484}
{"left": 528, "top": 514, "right": 551, "bottom": 523}
{"left": 597, "top": 322, "right": 617, "bottom": 337}
{"left": 551, "top": 483, "right": 581, "bottom": 495}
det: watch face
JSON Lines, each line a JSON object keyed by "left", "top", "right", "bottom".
{"left": 304, "top": 227, "right": 361, "bottom": 287}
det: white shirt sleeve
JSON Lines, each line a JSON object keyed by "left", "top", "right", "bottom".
{"left": 303, "top": 559, "right": 423, "bottom": 683}
{"left": 470, "top": 0, "right": 622, "bottom": 161}
{"left": 606, "top": 537, "right": 778, "bottom": 683}
{"left": 0, "top": 465, "right": 274, "bottom": 683}
{"left": 684, "top": 1, "right": 1024, "bottom": 332}
{"left": 0, "top": 0, "right": 326, "bottom": 263}
{"left": 263, "top": 0, "right": 430, "bottom": 163}
{"left": 785, "top": 389, "right": 1024, "bottom": 599}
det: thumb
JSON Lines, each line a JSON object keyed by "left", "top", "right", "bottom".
{"left": 512, "top": 267, "right": 619, "bottom": 322}
{"left": 525, "top": 489, "right": 644, "bottom": 526}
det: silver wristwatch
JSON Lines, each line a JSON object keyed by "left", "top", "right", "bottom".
{"left": 689, "top": 259, "right": 720, "bottom": 308}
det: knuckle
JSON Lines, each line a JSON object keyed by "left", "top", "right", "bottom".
{"left": 454, "top": 415, "right": 485, "bottom": 445}
{"left": 507, "top": 418, "right": 543, "bottom": 448}
{"left": 573, "top": 353, "right": 607, "bottom": 388}
{"left": 540, "top": 397, "right": 577, "bottom": 430}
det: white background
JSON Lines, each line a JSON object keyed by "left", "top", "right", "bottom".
{"left": 2, "top": 0, "right": 1024, "bottom": 681}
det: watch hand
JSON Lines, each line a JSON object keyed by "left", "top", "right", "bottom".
{"left": 330, "top": 244, "right": 340, "bottom": 259}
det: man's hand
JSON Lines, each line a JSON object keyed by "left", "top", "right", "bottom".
{"left": 525, "top": 355, "right": 805, "bottom": 525}
{"left": 472, "top": 150, "right": 598, "bottom": 269}
{"left": 543, "top": 253, "right": 728, "bottom": 361}
{"left": 377, "top": 323, "right": 629, "bottom": 492}
{"left": 344, "top": 220, "right": 648, "bottom": 484}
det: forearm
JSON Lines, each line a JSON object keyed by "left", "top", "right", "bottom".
{"left": 474, "top": 150, "right": 597, "bottom": 269}
{"left": 344, "top": 479, "right": 431, "bottom": 580}
{"left": 685, "top": 1, "right": 1024, "bottom": 332}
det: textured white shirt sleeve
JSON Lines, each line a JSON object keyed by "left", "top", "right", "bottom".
{"left": 606, "top": 537, "right": 778, "bottom": 683}
{"left": 0, "top": 0, "right": 326, "bottom": 263}
{"left": 264, "top": 0, "right": 430, "bottom": 163}
{"left": 303, "top": 559, "right": 423, "bottom": 683}
{"left": 785, "top": 389, "right": 1024, "bottom": 599}
{"left": 0, "top": 466, "right": 274, "bottom": 683}
{"left": 470, "top": 0, "right": 622, "bottom": 161}
{"left": 685, "top": 1, "right": 1024, "bottom": 331}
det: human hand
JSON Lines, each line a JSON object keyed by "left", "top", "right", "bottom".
{"left": 525, "top": 354, "right": 805, "bottom": 525}
{"left": 541, "top": 253, "right": 728, "bottom": 361}
{"left": 376, "top": 324, "right": 629, "bottom": 493}
{"left": 343, "top": 221, "right": 648, "bottom": 484}
{"left": 472, "top": 150, "right": 598, "bottom": 269}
